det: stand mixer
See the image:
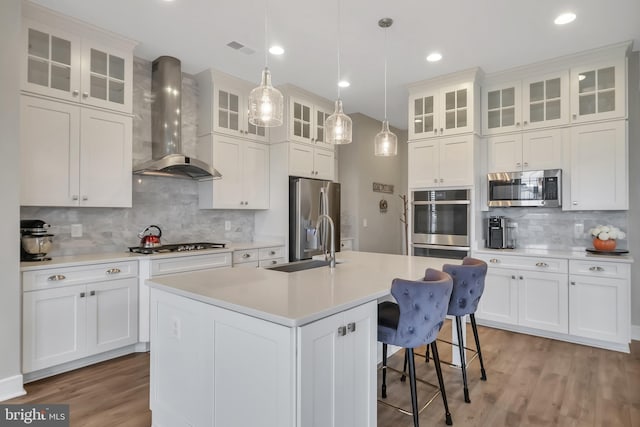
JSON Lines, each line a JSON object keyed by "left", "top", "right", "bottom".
{"left": 20, "top": 219, "right": 54, "bottom": 261}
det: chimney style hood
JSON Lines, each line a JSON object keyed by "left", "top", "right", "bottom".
{"left": 134, "top": 56, "right": 221, "bottom": 180}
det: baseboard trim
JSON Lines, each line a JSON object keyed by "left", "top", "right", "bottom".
{"left": 0, "top": 374, "right": 26, "bottom": 402}
{"left": 632, "top": 324, "right": 640, "bottom": 341}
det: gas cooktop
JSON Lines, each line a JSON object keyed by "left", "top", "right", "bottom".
{"left": 129, "top": 242, "right": 227, "bottom": 255}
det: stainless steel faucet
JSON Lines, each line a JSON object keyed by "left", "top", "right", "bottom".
{"left": 316, "top": 214, "right": 336, "bottom": 268}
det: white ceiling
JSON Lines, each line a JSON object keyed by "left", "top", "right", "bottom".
{"left": 31, "top": 0, "right": 640, "bottom": 130}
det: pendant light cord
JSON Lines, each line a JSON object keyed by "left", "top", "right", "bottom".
{"left": 383, "top": 27, "right": 388, "bottom": 121}
{"left": 264, "top": 0, "right": 268, "bottom": 68}
{"left": 336, "top": 0, "right": 341, "bottom": 99}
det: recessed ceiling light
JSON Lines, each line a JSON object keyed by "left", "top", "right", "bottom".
{"left": 554, "top": 12, "right": 576, "bottom": 25}
{"left": 426, "top": 52, "right": 442, "bottom": 62}
{"left": 338, "top": 80, "right": 350, "bottom": 88}
{"left": 269, "top": 45, "right": 284, "bottom": 55}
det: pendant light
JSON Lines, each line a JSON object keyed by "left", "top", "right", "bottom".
{"left": 374, "top": 18, "right": 398, "bottom": 157}
{"left": 325, "top": 0, "right": 352, "bottom": 145}
{"left": 248, "top": 0, "right": 284, "bottom": 127}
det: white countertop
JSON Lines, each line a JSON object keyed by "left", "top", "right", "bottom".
{"left": 19, "top": 241, "right": 282, "bottom": 272}
{"left": 148, "top": 251, "right": 457, "bottom": 327}
{"left": 472, "top": 247, "right": 634, "bottom": 263}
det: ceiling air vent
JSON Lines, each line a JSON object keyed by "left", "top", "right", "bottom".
{"left": 226, "top": 41, "right": 255, "bottom": 55}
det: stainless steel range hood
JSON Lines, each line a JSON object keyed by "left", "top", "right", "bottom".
{"left": 134, "top": 56, "right": 221, "bottom": 180}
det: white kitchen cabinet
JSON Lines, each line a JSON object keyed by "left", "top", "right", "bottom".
{"left": 22, "top": 4, "right": 135, "bottom": 114}
{"left": 196, "top": 68, "right": 268, "bottom": 142}
{"left": 409, "top": 81, "right": 476, "bottom": 139}
{"left": 20, "top": 94, "right": 132, "bottom": 207}
{"left": 475, "top": 254, "right": 568, "bottom": 334}
{"left": 569, "top": 260, "right": 630, "bottom": 345}
{"left": 570, "top": 57, "right": 626, "bottom": 123}
{"left": 197, "top": 134, "right": 269, "bottom": 209}
{"left": 288, "top": 96, "right": 332, "bottom": 148}
{"left": 288, "top": 142, "right": 335, "bottom": 180}
{"left": 22, "top": 261, "right": 138, "bottom": 373}
{"left": 487, "top": 128, "right": 564, "bottom": 173}
{"left": 298, "top": 301, "right": 376, "bottom": 427}
{"left": 567, "top": 120, "right": 627, "bottom": 210}
{"left": 408, "top": 134, "right": 476, "bottom": 188}
{"left": 483, "top": 71, "right": 569, "bottom": 135}
{"left": 232, "top": 246, "right": 286, "bottom": 268}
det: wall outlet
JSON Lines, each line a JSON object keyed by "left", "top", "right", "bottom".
{"left": 574, "top": 222, "right": 584, "bottom": 238}
{"left": 224, "top": 220, "right": 231, "bottom": 231}
{"left": 71, "top": 224, "right": 83, "bottom": 238}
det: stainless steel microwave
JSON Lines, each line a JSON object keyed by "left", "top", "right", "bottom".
{"left": 487, "top": 169, "right": 561, "bottom": 207}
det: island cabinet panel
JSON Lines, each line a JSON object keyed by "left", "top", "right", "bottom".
{"left": 298, "top": 301, "right": 377, "bottom": 427}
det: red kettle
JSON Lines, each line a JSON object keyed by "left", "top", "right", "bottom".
{"left": 138, "top": 225, "right": 162, "bottom": 248}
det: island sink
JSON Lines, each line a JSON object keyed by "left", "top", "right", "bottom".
{"left": 266, "top": 259, "right": 333, "bottom": 273}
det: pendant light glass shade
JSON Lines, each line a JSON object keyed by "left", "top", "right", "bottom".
{"left": 248, "top": 67, "right": 283, "bottom": 127}
{"left": 326, "top": 99, "right": 352, "bottom": 144}
{"left": 374, "top": 120, "right": 398, "bottom": 156}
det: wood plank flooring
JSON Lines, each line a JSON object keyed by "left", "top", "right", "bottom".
{"left": 7, "top": 321, "right": 640, "bottom": 427}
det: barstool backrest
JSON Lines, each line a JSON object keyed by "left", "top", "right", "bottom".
{"left": 442, "top": 257, "right": 488, "bottom": 316}
{"left": 388, "top": 268, "right": 453, "bottom": 349}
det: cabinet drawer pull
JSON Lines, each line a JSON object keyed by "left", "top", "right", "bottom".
{"left": 337, "top": 326, "right": 347, "bottom": 337}
{"left": 80, "top": 292, "right": 85, "bottom": 298}
{"left": 90, "top": 290, "right": 96, "bottom": 296}
{"left": 519, "top": 276, "right": 524, "bottom": 280}
{"left": 589, "top": 266, "right": 605, "bottom": 272}
{"left": 48, "top": 274, "right": 66, "bottom": 281}
{"left": 269, "top": 250, "right": 276, "bottom": 255}
{"left": 571, "top": 281, "right": 576, "bottom": 286}
{"left": 489, "top": 258, "right": 499, "bottom": 263}
{"left": 535, "top": 262, "right": 549, "bottom": 268}
{"left": 347, "top": 322, "right": 356, "bottom": 333}
{"left": 242, "top": 253, "right": 251, "bottom": 259}
{"left": 106, "top": 268, "right": 121, "bottom": 275}
{"left": 511, "top": 275, "right": 516, "bottom": 280}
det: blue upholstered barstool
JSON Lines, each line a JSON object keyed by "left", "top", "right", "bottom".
{"left": 442, "top": 257, "right": 488, "bottom": 403}
{"left": 378, "top": 268, "right": 454, "bottom": 427}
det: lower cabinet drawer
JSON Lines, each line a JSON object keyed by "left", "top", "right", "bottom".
{"left": 235, "top": 261, "right": 260, "bottom": 268}
{"left": 151, "top": 252, "right": 232, "bottom": 276}
{"left": 259, "top": 246, "right": 285, "bottom": 260}
{"left": 259, "top": 258, "right": 286, "bottom": 268}
{"left": 569, "top": 260, "right": 630, "bottom": 278}
{"left": 233, "top": 249, "right": 259, "bottom": 264}
{"left": 23, "top": 261, "right": 138, "bottom": 292}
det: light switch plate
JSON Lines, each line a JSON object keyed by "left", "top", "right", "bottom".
{"left": 71, "top": 224, "right": 83, "bottom": 237}
{"left": 225, "top": 220, "right": 231, "bottom": 231}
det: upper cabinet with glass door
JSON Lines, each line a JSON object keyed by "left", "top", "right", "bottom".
{"left": 409, "top": 82, "right": 476, "bottom": 140}
{"left": 289, "top": 96, "right": 332, "bottom": 148}
{"left": 195, "top": 69, "right": 268, "bottom": 142}
{"left": 482, "top": 71, "right": 569, "bottom": 135}
{"left": 570, "top": 58, "right": 626, "bottom": 123}
{"left": 22, "top": 4, "right": 135, "bottom": 114}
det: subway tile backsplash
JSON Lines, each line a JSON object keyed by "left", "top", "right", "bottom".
{"left": 21, "top": 57, "right": 254, "bottom": 257}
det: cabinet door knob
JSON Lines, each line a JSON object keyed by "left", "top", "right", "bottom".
{"left": 511, "top": 275, "right": 516, "bottom": 280}
{"left": 72, "top": 90, "right": 79, "bottom": 97}
{"left": 337, "top": 326, "right": 347, "bottom": 336}
{"left": 82, "top": 92, "right": 89, "bottom": 98}
{"left": 72, "top": 195, "right": 79, "bottom": 201}
{"left": 523, "top": 121, "right": 528, "bottom": 126}
{"left": 271, "top": 260, "right": 277, "bottom": 265}
{"left": 270, "top": 251, "right": 276, "bottom": 255}
{"left": 516, "top": 162, "right": 521, "bottom": 167}
{"left": 82, "top": 195, "right": 88, "bottom": 201}
{"left": 572, "top": 114, "right": 577, "bottom": 120}
{"left": 80, "top": 292, "right": 86, "bottom": 298}
{"left": 106, "top": 268, "right": 121, "bottom": 275}
{"left": 589, "top": 266, "right": 605, "bottom": 272}
{"left": 519, "top": 276, "right": 524, "bottom": 280}
{"left": 535, "top": 262, "right": 549, "bottom": 268}
{"left": 48, "top": 274, "right": 66, "bottom": 281}
{"left": 571, "top": 281, "right": 576, "bottom": 286}
{"left": 90, "top": 290, "right": 95, "bottom": 296}
{"left": 434, "top": 178, "right": 438, "bottom": 183}
{"left": 347, "top": 322, "right": 356, "bottom": 333}
{"left": 439, "top": 178, "right": 444, "bottom": 183}
{"left": 572, "top": 201, "right": 578, "bottom": 205}
{"left": 524, "top": 162, "right": 529, "bottom": 167}
{"left": 516, "top": 122, "right": 520, "bottom": 127}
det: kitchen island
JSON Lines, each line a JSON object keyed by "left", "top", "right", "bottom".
{"left": 148, "top": 251, "right": 457, "bottom": 427}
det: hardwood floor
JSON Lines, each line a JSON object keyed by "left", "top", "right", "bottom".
{"left": 7, "top": 321, "right": 640, "bottom": 426}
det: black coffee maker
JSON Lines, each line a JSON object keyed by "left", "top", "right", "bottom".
{"left": 20, "top": 219, "right": 54, "bottom": 261}
{"left": 487, "top": 216, "right": 512, "bottom": 249}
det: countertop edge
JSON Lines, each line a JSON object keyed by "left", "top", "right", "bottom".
{"left": 472, "top": 248, "right": 634, "bottom": 263}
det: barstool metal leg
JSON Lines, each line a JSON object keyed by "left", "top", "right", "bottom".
{"left": 424, "top": 344, "right": 430, "bottom": 363}
{"left": 382, "top": 343, "right": 388, "bottom": 398}
{"left": 401, "top": 349, "right": 408, "bottom": 382}
{"left": 455, "top": 316, "right": 471, "bottom": 403}
{"left": 430, "top": 342, "right": 453, "bottom": 426}
{"left": 470, "top": 314, "right": 487, "bottom": 381}
{"left": 407, "top": 348, "right": 419, "bottom": 427}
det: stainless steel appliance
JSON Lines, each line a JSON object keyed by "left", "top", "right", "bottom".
{"left": 128, "top": 242, "right": 226, "bottom": 255}
{"left": 487, "top": 216, "right": 515, "bottom": 249}
{"left": 488, "top": 169, "right": 561, "bottom": 207}
{"left": 411, "top": 189, "right": 470, "bottom": 259}
{"left": 289, "top": 177, "right": 340, "bottom": 262}
{"left": 20, "top": 219, "right": 54, "bottom": 261}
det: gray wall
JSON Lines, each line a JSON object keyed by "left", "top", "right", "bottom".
{"left": 628, "top": 51, "right": 639, "bottom": 330}
{"left": 21, "top": 57, "right": 254, "bottom": 256}
{"left": 0, "top": 0, "right": 23, "bottom": 397}
{"left": 338, "top": 113, "right": 408, "bottom": 254}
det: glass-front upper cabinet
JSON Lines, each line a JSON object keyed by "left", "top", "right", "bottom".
{"left": 22, "top": 13, "right": 134, "bottom": 114}
{"left": 483, "top": 82, "right": 520, "bottom": 135}
{"left": 23, "top": 22, "right": 81, "bottom": 103}
{"left": 570, "top": 59, "right": 626, "bottom": 123}
{"left": 408, "top": 82, "right": 474, "bottom": 140}
{"left": 289, "top": 97, "right": 333, "bottom": 148}
{"left": 211, "top": 75, "right": 267, "bottom": 142}
{"left": 521, "top": 71, "right": 569, "bottom": 130}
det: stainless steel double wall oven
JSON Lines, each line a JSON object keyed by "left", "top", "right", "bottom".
{"left": 411, "top": 189, "right": 470, "bottom": 259}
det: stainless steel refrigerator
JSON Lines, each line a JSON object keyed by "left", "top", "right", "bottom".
{"left": 289, "top": 177, "right": 341, "bottom": 262}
